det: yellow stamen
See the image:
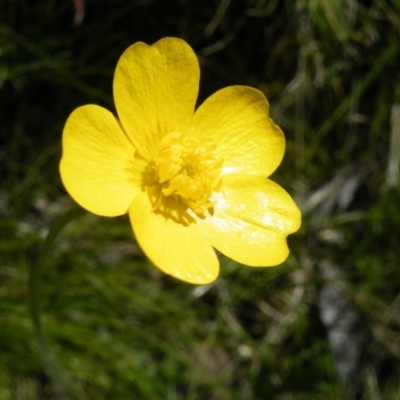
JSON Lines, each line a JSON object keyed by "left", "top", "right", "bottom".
{"left": 149, "top": 132, "right": 223, "bottom": 216}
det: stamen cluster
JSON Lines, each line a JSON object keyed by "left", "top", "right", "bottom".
{"left": 150, "top": 132, "right": 223, "bottom": 215}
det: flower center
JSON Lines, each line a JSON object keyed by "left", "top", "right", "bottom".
{"left": 149, "top": 132, "right": 223, "bottom": 216}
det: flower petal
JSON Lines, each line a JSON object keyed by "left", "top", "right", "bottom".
{"left": 60, "top": 105, "right": 144, "bottom": 217}
{"left": 193, "top": 86, "right": 285, "bottom": 177}
{"left": 114, "top": 37, "right": 200, "bottom": 160}
{"left": 129, "top": 192, "right": 219, "bottom": 284}
{"left": 196, "top": 175, "right": 301, "bottom": 266}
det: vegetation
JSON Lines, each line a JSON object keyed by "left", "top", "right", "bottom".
{"left": 1, "top": 0, "right": 400, "bottom": 398}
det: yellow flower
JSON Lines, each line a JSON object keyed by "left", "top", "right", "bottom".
{"left": 60, "top": 37, "right": 301, "bottom": 284}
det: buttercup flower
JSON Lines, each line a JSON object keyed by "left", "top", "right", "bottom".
{"left": 60, "top": 37, "right": 301, "bottom": 284}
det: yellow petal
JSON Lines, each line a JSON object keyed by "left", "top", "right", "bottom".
{"left": 60, "top": 105, "right": 144, "bottom": 217}
{"left": 129, "top": 192, "right": 219, "bottom": 284}
{"left": 114, "top": 37, "right": 200, "bottom": 161}
{"left": 196, "top": 175, "right": 301, "bottom": 266}
{"left": 193, "top": 86, "right": 285, "bottom": 177}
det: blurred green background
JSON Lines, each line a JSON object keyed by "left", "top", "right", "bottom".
{"left": 1, "top": 0, "right": 400, "bottom": 399}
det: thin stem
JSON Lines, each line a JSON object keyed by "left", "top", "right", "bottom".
{"left": 29, "top": 206, "right": 86, "bottom": 400}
